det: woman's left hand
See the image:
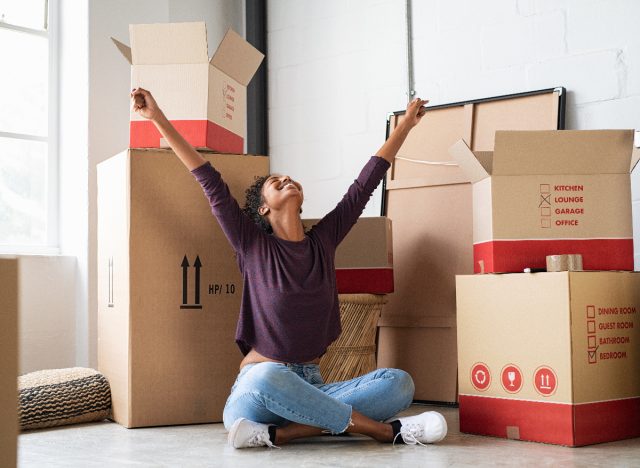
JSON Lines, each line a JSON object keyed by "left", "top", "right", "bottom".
{"left": 403, "top": 97, "right": 429, "bottom": 128}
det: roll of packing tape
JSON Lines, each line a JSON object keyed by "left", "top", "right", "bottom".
{"left": 546, "top": 254, "right": 583, "bottom": 272}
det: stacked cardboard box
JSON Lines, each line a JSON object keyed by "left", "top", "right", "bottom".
{"left": 112, "top": 22, "right": 264, "bottom": 153}
{"left": 451, "top": 130, "right": 638, "bottom": 273}
{"left": 0, "top": 258, "right": 18, "bottom": 467}
{"left": 454, "top": 130, "right": 640, "bottom": 446}
{"left": 378, "top": 89, "right": 564, "bottom": 403}
{"left": 456, "top": 272, "right": 640, "bottom": 446}
{"left": 302, "top": 217, "right": 393, "bottom": 294}
{"left": 98, "top": 22, "right": 266, "bottom": 428}
{"left": 98, "top": 150, "right": 268, "bottom": 428}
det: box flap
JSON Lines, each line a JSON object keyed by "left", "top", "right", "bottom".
{"left": 474, "top": 151, "right": 493, "bottom": 174}
{"left": 210, "top": 28, "right": 264, "bottom": 86}
{"left": 631, "top": 147, "right": 640, "bottom": 173}
{"left": 449, "top": 139, "right": 491, "bottom": 183}
{"left": 130, "top": 22, "right": 208, "bottom": 65}
{"left": 492, "top": 130, "right": 636, "bottom": 175}
{"left": 111, "top": 37, "right": 132, "bottom": 65}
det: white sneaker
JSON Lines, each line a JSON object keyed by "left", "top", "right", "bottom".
{"left": 227, "top": 418, "right": 279, "bottom": 449}
{"left": 396, "top": 411, "right": 447, "bottom": 445}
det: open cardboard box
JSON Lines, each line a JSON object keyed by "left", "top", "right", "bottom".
{"left": 112, "top": 22, "right": 264, "bottom": 153}
{"left": 378, "top": 88, "right": 565, "bottom": 403}
{"left": 450, "top": 130, "right": 639, "bottom": 273}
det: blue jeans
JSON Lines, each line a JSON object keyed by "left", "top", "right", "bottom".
{"left": 222, "top": 362, "right": 415, "bottom": 434}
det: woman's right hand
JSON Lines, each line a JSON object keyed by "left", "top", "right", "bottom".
{"left": 131, "top": 87, "right": 162, "bottom": 121}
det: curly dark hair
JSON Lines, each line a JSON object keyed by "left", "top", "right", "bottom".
{"left": 243, "top": 175, "right": 273, "bottom": 234}
{"left": 243, "top": 174, "right": 305, "bottom": 234}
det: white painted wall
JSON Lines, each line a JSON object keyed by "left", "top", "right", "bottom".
{"left": 2, "top": 254, "right": 76, "bottom": 375}
{"left": 58, "top": 0, "right": 89, "bottom": 370}
{"left": 17, "top": 256, "right": 76, "bottom": 374}
{"left": 267, "top": 0, "right": 640, "bottom": 264}
{"left": 268, "top": 0, "right": 406, "bottom": 219}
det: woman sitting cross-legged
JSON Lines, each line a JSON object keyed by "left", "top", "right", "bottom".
{"left": 131, "top": 88, "right": 447, "bottom": 448}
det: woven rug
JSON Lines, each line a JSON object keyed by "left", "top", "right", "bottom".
{"left": 18, "top": 367, "right": 112, "bottom": 431}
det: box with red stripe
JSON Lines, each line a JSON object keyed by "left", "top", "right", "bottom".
{"left": 456, "top": 272, "right": 640, "bottom": 446}
{"left": 303, "top": 217, "right": 393, "bottom": 294}
{"left": 112, "top": 22, "right": 264, "bottom": 153}
{"left": 450, "top": 130, "right": 639, "bottom": 273}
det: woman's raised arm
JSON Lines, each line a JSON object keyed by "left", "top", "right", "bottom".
{"left": 130, "top": 87, "right": 206, "bottom": 171}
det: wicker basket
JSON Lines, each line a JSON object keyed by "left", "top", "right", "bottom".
{"left": 319, "top": 294, "right": 387, "bottom": 383}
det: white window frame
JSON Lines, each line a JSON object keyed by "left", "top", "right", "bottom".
{"left": 0, "top": 0, "right": 59, "bottom": 255}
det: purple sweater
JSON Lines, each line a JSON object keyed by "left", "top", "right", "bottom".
{"left": 191, "top": 156, "right": 390, "bottom": 363}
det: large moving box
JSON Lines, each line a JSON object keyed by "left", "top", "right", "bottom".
{"left": 302, "top": 217, "right": 393, "bottom": 294}
{"left": 456, "top": 272, "right": 640, "bottom": 446}
{"left": 378, "top": 88, "right": 565, "bottom": 403}
{"left": 112, "top": 22, "right": 264, "bottom": 153}
{"left": 451, "top": 130, "right": 639, "bottom": 273}
{"left": 0, "top": 258, "right": 18, "bottom": 467}
{"left": 98, "top": 149, "right": 268, "bottom": 428}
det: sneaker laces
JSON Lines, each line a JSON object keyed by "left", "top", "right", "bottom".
{"left": 246, "top": 428, "right": 280, "bottom": 449}
{"left": 394, "top": 423, "right": 427, "bottom": 447}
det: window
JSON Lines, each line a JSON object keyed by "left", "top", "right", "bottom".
{"left": 0, "top": 0, "right": 57, "bottom": 253}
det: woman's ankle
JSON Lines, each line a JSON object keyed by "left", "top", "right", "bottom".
{"left": 268, "top": 426, "right": 279, "bottom": 445}
{"left": 372, "top": 423, "right": 395, "bottom": 443}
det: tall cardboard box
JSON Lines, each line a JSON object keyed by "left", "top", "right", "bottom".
{"left": 0, "top": 258, "right": 18, "bottom": 467}
{"left": 451, "top": 130, "right": 639, "bottom": 273}
{"left": 112, "top": 22, "right": 264, "bottom": 152}
{"left": 456, "top": 272, "right": 640, "bottom": 446}
{"left": 97, "top": 149, "right": 269, "bottom": 428}
{"left": 378, "top": 88, "right": 564, "bottom": 403}
{"left": 302, "top": 217, "right": 393, "bottom": 294}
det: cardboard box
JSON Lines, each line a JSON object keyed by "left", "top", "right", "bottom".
{"left": 97, "top": 149, "right": 268, "bottom": 428}
{"left": 456, "top": 271, "right": 640, "bottom": 446}
{"left": 112, "top": 22, "right": 264, "bottom": 153}
{"left": 450, "top": 130, "right": 639, "bottom": 273}
{"left": 377, "top": 320, "right": 458, "bottom": 402}
{"left": 302, "top": 217, "right": 393, "bottom": 294}
{"left": 0, "top": 258, "right": 18, "bottom": 467}
{"left": 379, "top": 89, "right": 564, "bottom": 403}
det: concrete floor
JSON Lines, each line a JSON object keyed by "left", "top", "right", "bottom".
{"left": 18, "top": 404, "right": 640, "bottom": 467}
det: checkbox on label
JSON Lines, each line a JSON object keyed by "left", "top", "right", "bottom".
{"left": 588, "top": 350, "right": 597, "bottom": 364}
{"left": 540, "top": 207, "right": 551, "bottom": 216}
{"left": 588, "top": 335, "right": 596, "bottom": 349}
{"left": 540, "top": 184, "right": 550, "bottom": 194}
{"left": 587, "top": 320, "right": 596, "bottom": 333}
{"left": 587, "top": 305, "right": 595, "bottom": 318}
{"left": 541, "top": 218, "right": 551, "bottom": 228}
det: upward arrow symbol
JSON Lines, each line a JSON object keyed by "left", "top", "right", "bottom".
{"left": 194, "top": 256, "right": 202, "bottom": 305}
{"left": 180, "top": 255, "right": 203, "bottom": 310}
{"left": 181, "top": 255, "right": 189, "bottom": 306}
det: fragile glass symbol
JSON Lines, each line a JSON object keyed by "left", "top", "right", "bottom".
{"left": 507, "top": 371, "right": 516, "bottom": 387}
{"left": 475, "top": 370, "right": 487, "bottom": 385}
{"left": 540, "top": 373, "right": 551, "bottom": 389}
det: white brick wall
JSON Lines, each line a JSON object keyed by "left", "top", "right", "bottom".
{"left": 268, "top": 0, "right": 407, "bottom": 219}
{"left": 267, "top": 0, "right": 640, "bottom": 266}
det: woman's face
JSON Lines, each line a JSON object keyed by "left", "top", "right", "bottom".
{"left": 259, "top": 174, "right": 304, "bottom": 215}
